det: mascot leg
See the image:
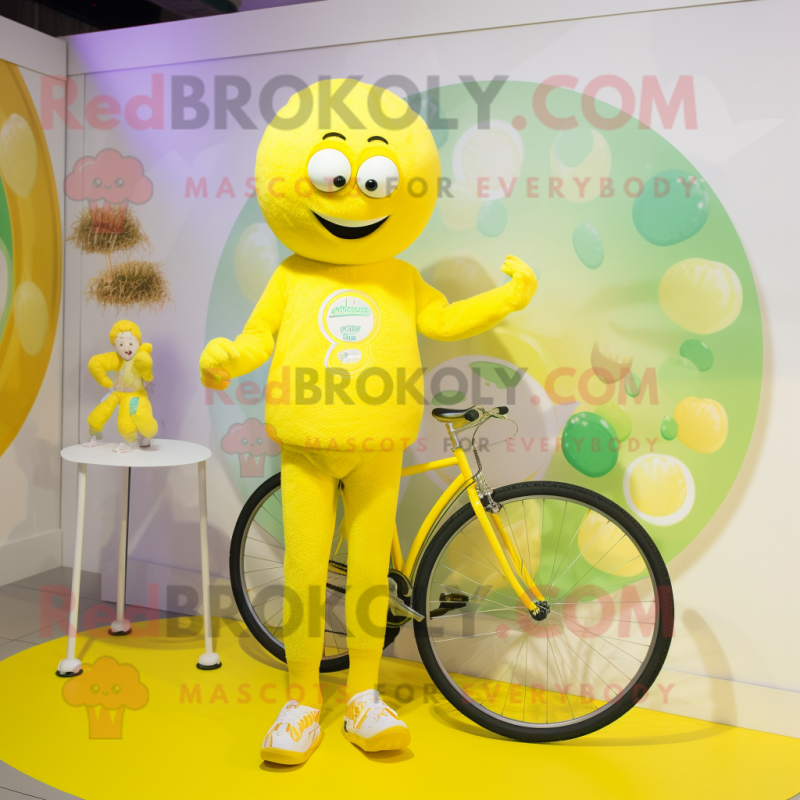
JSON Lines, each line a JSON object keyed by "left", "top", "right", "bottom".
{"left": 116, "top": 394, "right": 139, "bottom": 442}
{"left": 87, "top": 392, "right": 120, "bottom": 435}
{"left": 340, "top": 448, "right": 403, "bottom": 700}
{"left": 131, "top": 390, "right": 158, "bottom": 439}
{"left": 280, "top": 446, "right": 338, "bottom": 709}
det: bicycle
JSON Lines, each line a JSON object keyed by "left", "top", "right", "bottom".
{"left": 230, "top": 405, "right": 673, "bottom": 742}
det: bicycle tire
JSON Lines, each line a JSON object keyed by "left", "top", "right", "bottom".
{"left": 412, "top": 480, "right": 674, "bottom": 742}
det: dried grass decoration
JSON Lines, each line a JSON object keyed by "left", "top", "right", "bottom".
{"left": 87, "top": 260, "right": 171, "bottom": 313}
{"left": 68, "top": 203, "right": 172, "bottom": 312}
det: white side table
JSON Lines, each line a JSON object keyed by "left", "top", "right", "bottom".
{"left": 58, "top": 439, "right": 222, "bottom": 676}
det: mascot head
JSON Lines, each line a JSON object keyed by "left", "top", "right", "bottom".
{"left": 255, "top": 79, "right": 440, "bottom": 265}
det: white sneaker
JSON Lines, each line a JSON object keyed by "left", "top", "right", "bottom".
{"left": 342, "top": 690, "right": 410, "bottom": 752}
{"left": 260, "top": 700, "right": 324, "bottom": 765}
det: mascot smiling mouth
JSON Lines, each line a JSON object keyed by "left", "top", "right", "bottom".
{"left": 312, "top": 211, "right": 389, "bottom": 240}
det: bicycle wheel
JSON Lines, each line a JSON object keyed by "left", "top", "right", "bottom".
{"left": 229, "top": 473, "right": 401, "bottom": 673}
{"left": 413, "top": 481, "right": 673, "bottom": 742}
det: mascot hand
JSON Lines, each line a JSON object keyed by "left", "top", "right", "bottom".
{"left": 100, "top": 378, "right": 114, "bottom": 389}
{"left": 199, "top": 337, "right": 239, "bottom": 390}
{"left": 133, "top": 350, "right": 153, "bottom": 381}
{"left": 501, "top": 255, "right": 538, "bottom": 311}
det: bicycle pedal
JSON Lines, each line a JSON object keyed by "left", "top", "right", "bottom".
{"left": 439, "top": 592, "right": 468, "bottom": 609}
{"left": 430, "top": 592, "right": 469, "bottom": 618}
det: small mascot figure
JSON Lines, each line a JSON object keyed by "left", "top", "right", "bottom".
{"left": 200, "top": 80, "right": 538, "bottom": 764}
{"left": 85, "top": 320, "right": 158, "bottom": 453}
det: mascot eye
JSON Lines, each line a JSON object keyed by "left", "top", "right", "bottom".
{"left": 112, "top": 684, "right": 121, "bottom": 693}
{"left": 307, "top": 149, "right": 352, "bottom": 193}
{"left": 241, "top": 438, "right": 247, "bottom": 445}
{"left": 356, "top": 156, "right": 399, "bottom": 198}
{"left": 92, "top": 177, "right": 102, "bottom": 188}
{"left": 91, "top": 684, "right": 100, "bottom": 694}
{"left": 115, "top": 178, "right": 125, "bottom": 188}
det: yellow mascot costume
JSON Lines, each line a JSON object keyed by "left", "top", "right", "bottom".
{"left": 87, "top": 320, "right": 158, "bottom": 453}
{"left": 200, "top": 79, "right": 537, "bottom": 764}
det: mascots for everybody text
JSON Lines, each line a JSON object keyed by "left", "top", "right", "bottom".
{"left": 200, "top": 79, "right": 537, "bottom": 764}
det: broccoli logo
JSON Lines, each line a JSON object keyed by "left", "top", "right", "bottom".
{"left": 62, "top": 656, "right": 148, "bottom": 739}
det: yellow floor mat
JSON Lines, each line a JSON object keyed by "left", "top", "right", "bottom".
{"left": 0, "top": 617, "right": 796, "bottom": 800}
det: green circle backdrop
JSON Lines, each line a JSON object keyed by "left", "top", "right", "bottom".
{"left": 206, "top": 81, "right": 762, "bottom": 566}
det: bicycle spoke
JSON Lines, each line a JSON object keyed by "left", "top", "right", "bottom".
{"left": 547, "top": 631, "right": 575, "bottom": 721}
{"left": 550, "top": 629, "right": 603, "bottom": 713}
{"left": 548, "top": 503, "right": 585, "bottom": 599}
{"left": 558, "top": 549, "right": 649, "bottom": 607}
{"left": 484, "top": 634, "right": 528, "bottom": 716}
{"left": 438, "top": 617, "right": 524, "bottom": 668}
{"left": 417, "top": 486, "right": 669, "bottom": 736}
{"left": 550, "top": 519, "right": 619, "bottom": 590}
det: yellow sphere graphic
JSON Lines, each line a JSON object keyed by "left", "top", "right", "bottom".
{"left": 673, "top": 396, "right": 729, "bottom": 453}
{"left": 578, "top": 509, "right": 644, "bottom": 577}
{"left": 658, "top": 258, "right": 743, "bottom": 334}
{"left": 623, "top": 454, "right": 695, "bottom": 526}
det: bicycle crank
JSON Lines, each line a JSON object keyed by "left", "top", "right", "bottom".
{"left": 387, "top": 572, "right": 423, "bottom": 622}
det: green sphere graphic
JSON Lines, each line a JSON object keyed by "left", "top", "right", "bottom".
{"left": 562, "top": 412, "right": 619, "bottom": 478}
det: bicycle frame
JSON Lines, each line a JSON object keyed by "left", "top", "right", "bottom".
{"left": 394, "top": 423, "right": 546, "bottom": 613}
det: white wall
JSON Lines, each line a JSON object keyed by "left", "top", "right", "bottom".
{"left": 0, "top": 20, "right": 67, "bottom": 584}
{"left": 57, "top": 0, "right": 799, "bottom": 738}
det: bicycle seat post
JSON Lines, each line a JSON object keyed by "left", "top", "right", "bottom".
{"left": 445, "top": 422, "right": 461, "bottom": 453}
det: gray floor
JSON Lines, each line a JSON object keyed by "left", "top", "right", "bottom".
{"left": 0, "top": 567, "right": 178, "bottom": 800}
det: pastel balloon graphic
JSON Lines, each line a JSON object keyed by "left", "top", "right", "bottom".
{"left": 573, "top": 223, "right": 604, "bottom": 269}
{"left": 439, "top": 179, "right": 481, "bottom": 231}
{"left": 550, "top": 128, "right": 611, "bottom": 203}
{"left": 680, "top": 339, "right": 714, "bottom": 372}
{"left": 659, "top": 258, "right": 743, "bottom": 334}
{"left": 562, "top": 412, "right": 619, "bottom": 478}
{"left": 624, "top": 371, "right": 641, "bottom": 398}
{"left": 673, "top": 396, "right": 728, "bottom": 453}
{"left": 659, "top": 356, "right": 701, "bottom": 401}
{"left": 234, "top": 223, "right": 279, "bottom": 304}
{"left": 0, "top": 113, "right": 38, "bottom": 197}
{"left": 13, "top": 280, "right": 48, "bottom": 356}
{"left": 578, "top": 510, "right": 644, "bottom": 577}
{"left": 591, "top": 340, "right": 633, "bottom": 384}
{"left": 431, "top": 390, "right": 466, "bottom": 405}
{"left": 593, "top": 402, "right": 631, "bottom": 442}
{"left": 632, "top": 169, "right": 709, "bottom": 246}
{"left": 623, "top": 454, "right": 695, "bottom": 526}
{"left": 477, "top": 200, "right": 507, "bottom": 238}
{"left": 453, "top": 121, "right": 523, "bottom": 201}
{"left": 661, "top": 415, "right": 679, "bottom": 441}
{"left": 418, "top": 95, "right": 449, "bottom": 150}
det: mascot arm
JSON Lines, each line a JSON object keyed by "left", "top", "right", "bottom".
{"left": 415, "top": 255, "right": 537, "bottom": 341}
{"left": 133, "top": 346, "right": 154, "bottom": 382}
{"left": 87, "top": 352, "right": 120, "bottom": 389}
{"left": 200, "top": 268, "right": 286, "bottom": 390}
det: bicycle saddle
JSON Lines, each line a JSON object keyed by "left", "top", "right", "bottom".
{"left": 431, "top": 406, "right": 480, "bottom": 422}
{"left": 431, "top": 405, "right": 509, "bottom": 424}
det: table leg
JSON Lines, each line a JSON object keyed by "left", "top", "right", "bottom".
{"left": 57, "top": 463, "right": 87, "bottom": 677}
{"left": 110, "top": 467, "right": 132, "bottom": 636}
{"left": 196, "top": 460, "right": 221, "bottom": 670}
